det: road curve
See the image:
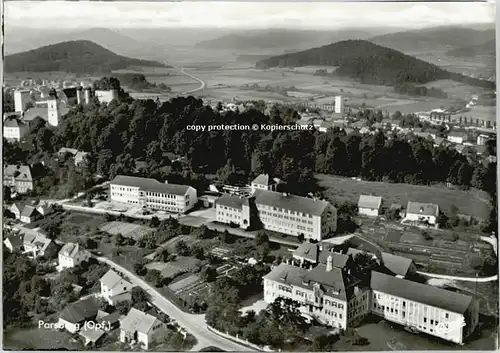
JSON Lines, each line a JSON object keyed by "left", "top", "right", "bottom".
{"left": 180, "top": 67, "right": 206, "bottom": 95}
{"left": 96, "top": 256, "right": 253, "bottom": 352}
{"left": 417, "top": 271, "right": 498, "bottom": 283}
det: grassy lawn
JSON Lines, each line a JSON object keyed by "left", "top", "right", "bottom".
{"left": 317, "top": 174, "right": 492, "bottom": 221}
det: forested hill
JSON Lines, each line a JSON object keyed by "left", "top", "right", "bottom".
{"left": 4, "top": 40, "right": 166, "bottom": 74}
{"left": 256, "top": 40, "right": 495, "bottom": 89}
{"left": 446, "top": 39, "right": 496, "bottom": 58}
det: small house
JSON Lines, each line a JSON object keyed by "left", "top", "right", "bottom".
{"left": 358, "top": 195, "right": 382, "bottom": 217}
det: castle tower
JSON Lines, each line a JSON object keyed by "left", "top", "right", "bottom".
{"left": 14, "top": 90, "right": 32, "bottom": 113}
{"left": 47, "top": 95, "right": 60, "bottom": 127}
{"left": 334, "top": 96, "right": 343, "bottom": 114}
{"left": 84, "top": 87, "right": 91, "bottom": 104}
{"left": 76, "top": 86, "right": 83, "bottom": 105}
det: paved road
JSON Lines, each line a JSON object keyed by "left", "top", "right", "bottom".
{"left": 417, "top": 271, "right": 498, "bottom": 283}
{"left": 180, "top": 68, "right": 206, "bottom": 94}
{"left": 96, "top": 256, "right": 253, "bottom": 352}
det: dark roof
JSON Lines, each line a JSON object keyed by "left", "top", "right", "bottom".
{"left": 5, "top": 234, "right": 24, "bottom": 248}
{"left": 253, "top": 189, "right": 332, "bottom": 216}
{"left": 60, "top": 297, "right": 100, "bottom": 323}
{"left": 263, "top": 262, "right": 356, "bottom": 301}
{"left": 371, "top": 271, "right": 473, "bottom": 314}
{"left": 216, "top": 193, "right": 249, "bottom": 209}
{"left": 110, "top": 175, "right": 193, "bottom": 196}
{"left": 381, "top": 252, "right": 414, "bottom": 277}
{"left": 22, "top": 107, "right": 48, "bottom": 121}
{"left": 4, "top": 118, "right": 25, "bottom": 128}
{"left": 21, "top": 205, "right": 39, "bottom": 218}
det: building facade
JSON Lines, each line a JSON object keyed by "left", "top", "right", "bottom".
{"left": 14, "top": 90, "right": 32, "bottom": 113}
{"left": 254, "top": 190, "right": 337, "bottom": 241}
{"left": 358, "top": 195, "right": 382, "bottom": 217}
{"left": 100, "top": 269, "right": 133, "bottom": 305}
{"left": 370, "top": 272, "right": 478, "bottom": 344}
{"left": 404, "top": 201, "right": 440, "bottom": 226}
{"left": 3, "top": 118, "right": 29, "bottom": 141}
{"left": 58, "top": 243, "right": 91, "bottom": 271}
{"left": 4, "top": 165, "right": 36, "bottom": 194}
{"left": 109, "top": 175, "right": 197, "bottom": 214}
{"left": 120, "top": 308, "right": 166, "bottom": 350}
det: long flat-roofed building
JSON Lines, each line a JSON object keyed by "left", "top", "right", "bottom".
{"left": 371, "top": 271, "right": 478, "bottom": 344}
{"left": 215, "top": 190, "right": 337, "bottom": 241}
{"left": 253, "top": 189, "right": 337, "bottom": 241}
{"left": 109, "top": 175, "right": 197, "bottom": 213}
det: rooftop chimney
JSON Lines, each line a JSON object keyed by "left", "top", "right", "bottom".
{"left": 326, "top": 255, "right": 333, "bottom": 272}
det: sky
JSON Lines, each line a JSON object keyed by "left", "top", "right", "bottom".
{"left": 4, "top": 1, "right": 496, "bottom": 30}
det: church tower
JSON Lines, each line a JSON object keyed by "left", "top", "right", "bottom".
{"left": 47, "top": 91, "right": 60, "bottom": 127}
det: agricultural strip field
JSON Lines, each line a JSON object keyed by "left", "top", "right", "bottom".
{"left": 316, "top": 173, "right": 492, "bottom": 220}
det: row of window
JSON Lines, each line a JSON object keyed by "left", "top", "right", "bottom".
{"left": 324, "top": 309, "right": 343, "bottom": 319}
{"left": 278, "top": 285, "right": 292, "bottom": 293}
{"left": 258, "top": 204, "right": 313, "bottom": 218}
{"left": 219, "top": 205, "right": 242, "bottom": 212}
{"left": 324, "top": 299, "right": 344, "bottom": 310}
{"left": 258, "top": 210, "right": 314, "bottom": 224}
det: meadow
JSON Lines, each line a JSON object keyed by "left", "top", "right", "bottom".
{"left": 316, "top": 173, "right": 492, "bottom": 220}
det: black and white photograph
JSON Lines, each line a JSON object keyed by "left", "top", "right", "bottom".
{"left": 1, "top": 0, "right": 498, "bottom": 351}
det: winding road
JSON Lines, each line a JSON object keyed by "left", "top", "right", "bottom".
{"left": 96, "top": 256, "right": 253, "bottom": 352}
{"left": 180, "top": 67, "right": 206, "bottom": 95}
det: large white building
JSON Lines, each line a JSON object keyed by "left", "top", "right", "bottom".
{"left": 263, "top": 244, "right": 479, "bottom": 344}
{"left": 215, "top": 190, "right": 337, "bottom": 241}
{"left": 370, "top": 272, "right": 478, "bottom": 344}
{"left": 253, "top": 190, "right": 337, "bottom": 241}
{"left": 109, "top": 175, "right": 197, "bottom": 214}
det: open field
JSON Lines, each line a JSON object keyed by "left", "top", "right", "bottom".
{"left": 100, "top": 221, "right": 153, "bottom": 240}
{"left": 316, "top": 174, "right": 492, "bottom": 220}
{"left": 423, "top": 79, "right": 491, "bottom": 101}
{"left": 465, "top": 105, "right": 497, "bottom": 122}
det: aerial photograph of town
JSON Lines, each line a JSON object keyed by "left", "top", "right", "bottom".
{"left": 1, "top": 1, "right": 498, "bottom": 352}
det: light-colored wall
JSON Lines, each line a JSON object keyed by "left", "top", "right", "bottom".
{"left": 110, "top": 184, "right": 197, "bottom": 213}
{"left": 359, "top": 207, "right": 380, "bottom": 217}
{"left": 371, "top": 290, "right": 465, "bottom": 344}
{"left": 405, "top": 213, "right": 437, "bottom": 225}
{"left": 58, "top": 318, "right": 80, "bottom": 333}
{"left": 95, "top": 90, "right": 118, "bottom": 104}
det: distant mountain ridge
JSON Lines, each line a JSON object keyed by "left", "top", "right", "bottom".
{"left": 195, "top": 28, "right": 378, "bottom": 52}
{"left": 4, "top": 40, "right": 166, "bottom": 74}
{"left": 370, "top": 26, "right": 495, "bottom": 52}
{"left": 256, "top": 39, "right": 495, "bottom": 89}
{"left": 446, "top": 39, "right": 496, "bottom": 57}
